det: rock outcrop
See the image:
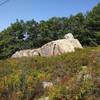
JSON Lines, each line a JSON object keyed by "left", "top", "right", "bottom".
{"left": 12, "top": 49, "right": 40, "bottom": 58}
{"left": 11, "top": 33, "right": 83, "bottom": 58}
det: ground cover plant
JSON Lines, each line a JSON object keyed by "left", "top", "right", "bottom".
{"left": 0, "top": 47, "right": 100, "bottom": 100}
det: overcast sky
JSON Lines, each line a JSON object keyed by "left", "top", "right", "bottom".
{"left": 0, "top": 0, "right": 100, "bottom": 31}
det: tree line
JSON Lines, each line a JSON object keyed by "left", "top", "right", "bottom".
{"left": 0, "top": 3, "right": 100, "bottom": 59}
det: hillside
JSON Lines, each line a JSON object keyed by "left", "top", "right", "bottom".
{"left": 0, "top": 47, "right": 100, "bottom": 100}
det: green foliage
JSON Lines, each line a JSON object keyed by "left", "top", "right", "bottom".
{"left": 0, "top": 3, "right": 100, "bottom": 59}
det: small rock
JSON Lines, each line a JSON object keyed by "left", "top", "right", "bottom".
{"left": 38, "top": 97, "right": 49, "bottom": 100}
{"left": 42, "top": 81, "right": 53, "bottom": 89}
{"left": 83, "top": 74, "right": 92, "bottom": 80}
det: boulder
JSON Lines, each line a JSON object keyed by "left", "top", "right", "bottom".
{"left": 11, "top": 33, "right": 83, "bottom": 58}
{"left": 40, "top": 33, "right": 82, "bottom": 56}
{"left": 12, "top": 49, "right": 40, "bottom": 58}
{"left": 40, "top": 39, "right": 75, "bottom": 56}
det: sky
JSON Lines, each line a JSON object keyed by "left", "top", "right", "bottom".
{"left": 0, "top": 0, "right": 100, "bottom": 31}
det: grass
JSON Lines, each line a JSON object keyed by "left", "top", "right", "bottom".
{"left": 0, "top": 47, "right": 100, "bottom": 100}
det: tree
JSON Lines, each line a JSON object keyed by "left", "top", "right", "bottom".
{"left": 84, "top": 3, "right": 100, "bottom": 46}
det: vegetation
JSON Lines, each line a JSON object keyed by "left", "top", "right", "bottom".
{"left": 0, "top": 47, "right": 100, "bottom": 100}
{"left": 0, "top": 3, "right": 100, "bottom": 59}
{"left": 0, "top": 3, "right": 100, "bottom": 100}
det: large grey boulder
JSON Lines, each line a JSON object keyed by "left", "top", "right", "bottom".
{"left": 11, "top": 33, "right": 83, "bottom": 58}
{"left": 40, "top": 33, "right": 82, "bottom": 56}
